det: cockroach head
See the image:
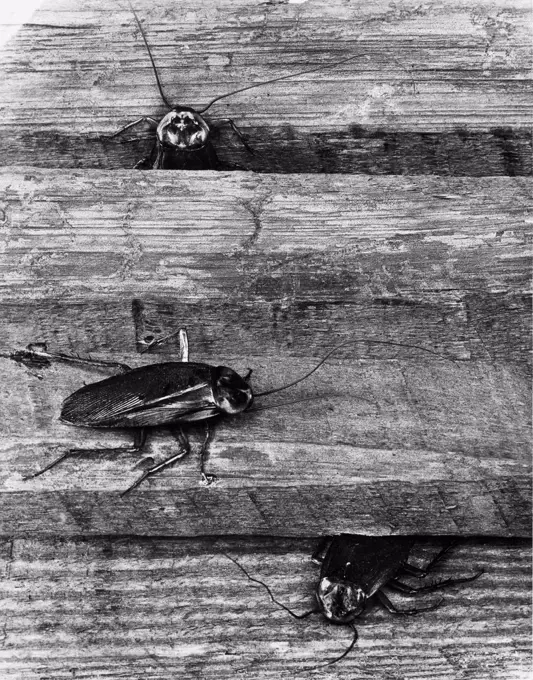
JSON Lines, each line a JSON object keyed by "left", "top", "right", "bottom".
{"left": 214, "top": 366, "right": 253, "bottom": 415}
{"left": 157, "top": 107, "right": 210, "bottom": 150}
{"left": 316, "top": 577, "right": 366, "bottom": 624}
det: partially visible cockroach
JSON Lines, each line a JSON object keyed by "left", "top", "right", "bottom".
{"left": 226, "top": 535, "right": 483, "bottom": 669}
{"left": 6, "top": 331, "right": 456, "bottom": 496}
{"left": 111, "top": 1, "right": 377, "bottom": 169}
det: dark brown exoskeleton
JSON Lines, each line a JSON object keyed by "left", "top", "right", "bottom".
{"left": 227, "top": 535, "right": 483, "bottom": 669}
{"left": 111, "top": 1, "right": 367, "bottom": 169}
{"left": 6, "top": 332, "right": 455, "bottom": 496}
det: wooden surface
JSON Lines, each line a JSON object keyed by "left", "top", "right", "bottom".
{"left": 0, "top": 1, "right": 531, "bottom": 677}
{"left": 0, "top": 169, "right": 530, "bottom": 536}
{"left": 0, "top": 536, "right": 530, "bottom": 679}
{"left": 0, "top": 0, "right": 531, "bottom": 173}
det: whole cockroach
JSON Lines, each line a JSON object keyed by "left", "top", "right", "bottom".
{"left": 6, "top": 331, "right": 455, "bottom": 496}
{"left": 226, "top": 535, "right": 483, "bottom": 669}
{"left": 112, "top": 1, "right": 377, "bottom": 169}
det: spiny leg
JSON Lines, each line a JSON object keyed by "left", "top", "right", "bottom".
{"left": 139, "top": 328, "right": 189, "bottom": 358}
{"left": 311, "top": 537, "right": 332, "bottom": 565}
{"left": 133, "top": 141, "right": 158, "bottom": 169}
{"left": 25, "top": 428, "right": 147, "bottom": 480}
{"left": 204, "top": 142, "right": 220, "bottom": 170}
{"left": 152, "top": 145, "right": 164, "bottom": 169}
{"left": 401, "top": 540, "right": 459, "bottom": 578}
{"left": 199, "top": 423, "right": 217, "bottom": 486}
{"left": 178, "top": 329, "right": 189, "bottom": 362}
{"left": 170, "top": 426, "right": 190, "bottom": 453}
{"left": 18, "top": 343, "right": 131, "bottom": 374}
{"left": 120, "top": 427, "right": 190, "bottom": 497}
{"left": 388, "top": 570, "right": 483, "bottom": 595}
{"left": 213, "top": 118, "right": 255, "bottom": 155}
{"left": 109, "top": 116, "right": 159, "bottom": 139}
{"left": 376, "top": 590, "right": 444, "bottom": 616}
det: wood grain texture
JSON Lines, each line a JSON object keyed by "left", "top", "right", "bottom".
{"left": 0, "top": 536, "right": 530, "bottom": 679}
{"left": 0, "top": 169, "right": 530, "bottom": 536}
{"left": 0, "top": 0, "right": 531, "bottom": 173}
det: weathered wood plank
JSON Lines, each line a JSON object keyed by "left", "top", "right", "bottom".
{"left": 0, "top": 170, "right": 530, "bottom": 536}
{"left": 0, "top": 0, "right": 530, "bottom": 173}
{"left": 0, "top": 170, "right": 530, "bottom": 361}
{"left": 0, "top": 536, "right": 530, "bottom": 679}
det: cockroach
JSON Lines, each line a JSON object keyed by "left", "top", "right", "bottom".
{"left": 226, "top": 535, "right": 483, "bottom": 669}
{"left": 7, "top": 331, "right": 456, "bottom": 496}
{"left": 111, "top": 1, "right": 375, "bottom": 169}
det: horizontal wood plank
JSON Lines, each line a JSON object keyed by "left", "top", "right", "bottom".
{"left": 0, "top": 0, "right": 531, "bottom": 173}
{"left": 0, "top": 536, "right": 530, "bottom": 679}
{"left": 0, "top": 169, "right": 530, "bottom": 536}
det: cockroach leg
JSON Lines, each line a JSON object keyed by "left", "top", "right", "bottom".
{"left": 376, "top": 590, "right": 445, "bottom": 616}
{"left": 133, "top": 143, "right": 157, "bottom": 169}
{"left": 121, "top": 428, "right": 190, "bottom": 497}
{"left": 401, "top": 541, "right": 458, "bottom": 578}
{"left": 387, "top": 570, "right": 483, "bottom": 595}
{"left": 213, "top": 118, "right": 255, "bottom": 155}
{"left": 311, "top": 537, "right": 331, "bottom": 565}
{"left": 170, "top": 427, "right": 190, "bottom": 454}
{"left": 110, "top": 116, "right": 159, "bottom": 139}
{"left": 178, "top": 329, "right": 189, "bottom": 362}
{"left": 24, "top": 344, "right": 131, "bottom": 374}
{"left": 24, "top": 428, "right": 147, "bottom": 480}
{"left": 199, "top": 423, "right": 217, "bottom": 486}
{"left": 138, "top": 328, "right": 188, "bottom": 356}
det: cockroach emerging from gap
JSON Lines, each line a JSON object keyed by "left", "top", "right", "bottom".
{"left": 6, "top": 330, "right": 456, "bottom": 496}
{"left": 226, "top": 535, "right": 483, "bottom": 670}
{"left": 111, "top": 1, "right": 373, "bottom": 169}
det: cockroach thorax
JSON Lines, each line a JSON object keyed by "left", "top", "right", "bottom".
{"left": 213, "top": 366, "right": 253, "bottom": 415}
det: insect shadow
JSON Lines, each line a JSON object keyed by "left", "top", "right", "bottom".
{"left": 6, "top": 331, "right": 457, "bottom": 496}
{"left": 111, "top": 1, "right": 385, "bottom": 170}
{"left": 225, "top": 535, "right": 483, "bottom": 670}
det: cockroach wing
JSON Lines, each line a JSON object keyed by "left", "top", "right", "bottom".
{"left": 61, "top": 362, "right": 220, "bottom": 428}
{"left": 322, "top": 535, "right": 415, "bottom": 598}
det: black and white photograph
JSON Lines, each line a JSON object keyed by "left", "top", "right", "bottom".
{"left": 0, "top": 0, "right": 531, "bottom": 677}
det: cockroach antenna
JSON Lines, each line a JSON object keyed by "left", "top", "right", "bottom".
{"left": 127, "top": 2, "right": 366, "bottom": 117}
{"left": 254, "top": 337, "right": 458, "bottom": 399}
{"left": 197, "top": 53, "right": 366, "bottom": 114}
{"left": 224, "top": 553, "right": 359, "bottom": 670}
{"left": 118, "top": 5, "right": 417, "bottom": 169}
{"left": 13, "top": 331, "right": 457, "bottom": 494}
{"left": 306, "top": 624, "right": 359, "bottom": 671}
{"left": 224, "top": 553, "right": 319, "bottom": 620}
{"left": 127, "top": 0, "right": 172, "bottom": 109}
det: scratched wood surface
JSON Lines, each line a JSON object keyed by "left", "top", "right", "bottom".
{"left": 0, "top": 169, "right": 530, "bottom": 537}
{"left": 0, "top": 0, "right": 531, "bottom": 173}
{"left": 0, "top": 536, "right": 530, "bottom": 679}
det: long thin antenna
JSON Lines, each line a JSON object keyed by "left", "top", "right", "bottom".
{"left": 226, "top": 553, "right": 358, "bottom": 671}
{"left": 254, "top": 338, "right": 458, "bottom": 398}
{"left": 246, "top": 392, "right": 376, "bottom": 415}
{"left": 247, "top": 394, "right": 331, "bottom": 414}
{"left": 309, "top": 623, "right": 359, "bottom": 670}
{"left": 198, "top": 53, "right": 366, "bottom": 114}
{"left": 225, "top": 553, "right": 319, "bottom": 620}
{"left": 127, "top": 1, "right": 173, "bottom": 109}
